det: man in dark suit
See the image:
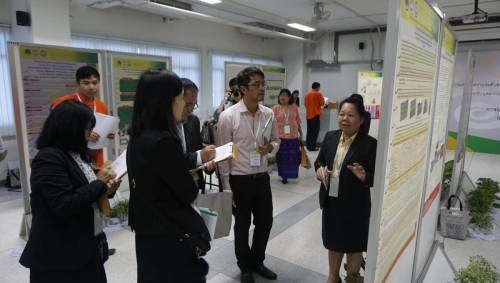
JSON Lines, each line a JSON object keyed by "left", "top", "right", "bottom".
{"left": 180, "top": 78, "right": 216, "bottom": 190}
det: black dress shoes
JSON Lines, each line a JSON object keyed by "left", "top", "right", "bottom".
{"left": 254, "top": 265, "right": 277, "bottom": 280}
{"left": 241, "top": 272, "right": 255, "bottom": 283}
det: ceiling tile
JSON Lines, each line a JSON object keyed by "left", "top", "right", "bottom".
{"left": 316, "top": 16, "right": 377, "bottom": 31}
{"left": 442, "top": 1, "right": 500, "bottom": 17}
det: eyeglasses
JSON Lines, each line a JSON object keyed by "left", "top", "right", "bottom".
{"left": 246, "top": 80, "right": 266, "bottom": 88}
{"left": 185, "top": 102, "right": 199, "bottom": 110}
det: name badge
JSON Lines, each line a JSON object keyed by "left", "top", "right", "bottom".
{"left": 328, "top": 176, "right": 339, "bottom": 197}
{"left": 250, "top": 150, "right": 261, "bottom": 167}
{"left": 284, "top": 125, "right": 291, "bottom": 134}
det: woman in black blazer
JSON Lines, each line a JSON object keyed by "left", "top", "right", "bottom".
{"left": 20, "top": 100, "right": 120, "bottom": 283}
{"left": 127, "top": 70, "right": 210, "bottom": 283}
{"left": 315, "top": 97, "right": 377, "bottom": 283}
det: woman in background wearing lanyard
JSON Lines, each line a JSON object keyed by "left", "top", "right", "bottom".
{"left": 314, "top": 96, "right": 377, "bottom": 283}
{"left": 272, "top": 89, "right": 303, "bottom": 184}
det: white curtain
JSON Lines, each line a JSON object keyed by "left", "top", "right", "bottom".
{"left": 0, "top": 27, "right": 13, "bottom": 136}
{"left": 210, "top": 53, "right": 283, "bottom": 110}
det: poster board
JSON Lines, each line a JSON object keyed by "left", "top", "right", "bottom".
{"left": 224, "top": 61, "right": 286, "bottom": 107}
{"left": 358, "top": 70, "right": 383, "bottom": 119}
{"left": 450, "top": 50, "right": 475, "bottom": 196}
{"left": 447, "top": 50, "right": 500, "bottom": 154}
{"left": 106, "top": 52, "right": 171, "bottom": 157}
{"left": 365, "top": 0, "right": 442, "bottom": 282}
{"left": 8, "top": 43, "right": 104, "bottom": 236}
{"left": 413, "top": 24, "right": 458, "bottom": 280}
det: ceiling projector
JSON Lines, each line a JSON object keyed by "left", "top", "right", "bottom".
{"left": 462, "top": 12, "right": 488, "bottom": 24}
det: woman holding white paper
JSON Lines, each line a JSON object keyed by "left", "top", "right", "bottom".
{"left": 127, "top": 70, "right": 210, "bottom": 283}
{"left": 314, "top": 96, "right": 377, "bottom": 283}
{"left": 20, "top": 100, "right": 120, "bottom": 283}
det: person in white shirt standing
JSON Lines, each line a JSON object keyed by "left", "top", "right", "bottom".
{"left": 217, "top": 67, "right": 280, "bottom": 283}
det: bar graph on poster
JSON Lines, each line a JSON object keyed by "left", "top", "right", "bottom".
{"left": 373, "top": 0, "right": 440, "bottom": 282}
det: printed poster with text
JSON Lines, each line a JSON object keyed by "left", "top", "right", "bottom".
{"left": 111, "top": 55, "right": 169, "bottom": 154}
{"left": 358, "top": 71, "right": 383, "bottom": 119}
{"left": 19, "top": 46, "right": 99, "bottom": 159}
{"left": 424, "top": 26, "right": 456, "bottom": 203}
{"left": 262, "top": 66, "right": 286, "bottom": 107}
{"left": 447, "top": 50, "right": 500, "bottom": 154}
{"left": 375, "top": 0, "right": 440, "bottom": 282}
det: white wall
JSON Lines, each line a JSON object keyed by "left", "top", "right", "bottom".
{"left": 0, "top": 0, "right": 11, "bottom": 25}
{"left": 69, "top": 3, "right": 284, "bottom": 60}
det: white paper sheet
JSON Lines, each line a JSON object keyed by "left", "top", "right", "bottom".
{"left": 88, "top": 112, "right": 119, "bottom": 149}
{"left": 214, "top": 142, "right": 233, "bottom": 163}
{"left": 110, "top": 149, "right": 127, "bottom": 180}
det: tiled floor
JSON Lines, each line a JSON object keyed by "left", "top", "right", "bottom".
{"left": 0, "top": 151, "right": 498, "bottom": 282}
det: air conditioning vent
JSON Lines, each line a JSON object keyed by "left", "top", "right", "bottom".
{"left": 244, "top": 22, "right": 286, "bottom": 33}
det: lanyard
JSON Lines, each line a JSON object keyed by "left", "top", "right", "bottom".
{"left": 283, "top": 105, "right": 290, "bottom": 125}
{"left": 244, "top": 111, "right": 262, "bottom": 148}
{"left": 76, "top": 94, "right": 96, "bottom": 113}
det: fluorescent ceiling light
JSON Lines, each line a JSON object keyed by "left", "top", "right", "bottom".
{"left": 287, "top": 23, "right": 315, "bottom": 32}
{"left": 147, "top": 2, "right": 213, "bottom": 18}
{"left": 198, "top": 0, "right": 222, "bottom": 4}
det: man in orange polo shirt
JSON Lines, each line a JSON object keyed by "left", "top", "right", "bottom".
{"left": 304, "top": 82, "right": 325, "bottom": 151}
{"left": 51, "top": 65, "right": 114, "bottom": 168}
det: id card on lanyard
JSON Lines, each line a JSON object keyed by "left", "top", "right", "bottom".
{"left": 283, "top": 106, "right": 291, "bottom": 135}
{"left": 244, "top": 113, "right": 262, "bottom": 167}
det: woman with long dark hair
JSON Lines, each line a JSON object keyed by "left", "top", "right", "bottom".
{"left": 127, "top": 70, "right": 210, "bottom": 283}
{"left": 272, "top": 88, "right": 303, "bottom": 184}
{"left": 20, "top": 100, "right": 120, "bottom": 283}
{"left": 315, "top": 96, "right": 377, "bottom": 283}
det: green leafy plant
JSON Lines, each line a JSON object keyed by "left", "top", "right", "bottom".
{"left": 455, "top": 255, "right": 500, "bottom": 283}
{"left": 108, "top": 200, "right": 129, "bottom": 221}
{"left": 441, "top": 160, "right": 454, "bottom": 201}
{"left": 466, "top": 178, "right": 500, "bottom": 231}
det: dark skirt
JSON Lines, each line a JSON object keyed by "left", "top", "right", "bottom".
{"left": 135, "top": 234, "right": 208, "bottom": 283}
{"left": 276, "top": 138, "right": 300, "bottom": 179}
{"left": 322, "top": 196, "right": 370, "bottom": 253}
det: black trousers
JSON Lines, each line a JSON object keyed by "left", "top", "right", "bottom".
{"left": 306, "top": 115, "right": 321, "bottom": 150}
{"left": 230, "top": 173, "right": 273, "bottom": 272}
{"left": 135, "top": 234, "right": 208, "bottom": 283}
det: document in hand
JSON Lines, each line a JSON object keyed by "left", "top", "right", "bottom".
{"left": 88, "top": 112, "right": 119, "bottom": 149}
{"left": 320, "top": 166, "right": 330, "bottom": 189}
{"left": 110, "top": 149, "right": 127, "bottom": 180}
{"left": 260, "top": 115, "right": 273, "bottom": 142}
{"left": 214, "top": 142, "right": 234, "bottom": 163}
{"left": 191, "top": 142, "right": 236, "bottom": 172}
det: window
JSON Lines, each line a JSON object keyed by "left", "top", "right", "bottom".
{"left": 210, "top": 53, "right": 283, "bottom": 110}
{"left": 72, "top": 34, "right": 201, "bottom": 101}
{"left": 0, "top": 27, "right": 13, "bottom": 136}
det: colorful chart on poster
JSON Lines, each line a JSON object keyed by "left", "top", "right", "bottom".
{"left": 19, "top": 45, "right": 99, "bottom": 159}
{"left": 111, "top": 55, "right": 169, "bottom": 154}
{"left": 358, "top": 71, "right": 383, "bottom": 119}
{"left": 374, "top": 0, "right": 440, "bottom": 282}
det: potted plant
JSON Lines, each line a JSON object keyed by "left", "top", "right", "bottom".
{"left": 108, "top": 200, "right": 129, "bottom": 224}
{"left": 466, "top": 178, "right": 500, "bottom": 231}
{"left": 455, "top": 255, "right": 500, "bottom": 283}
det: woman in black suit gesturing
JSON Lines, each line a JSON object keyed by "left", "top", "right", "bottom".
{"left": 315, "top": 96, "right": 377, "bottom": 283}
{"left": 20, "top": 100, "right": 120, "bottom": 283}
{"left": 127, "top": 70, "right": 210, "bottom": 283}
